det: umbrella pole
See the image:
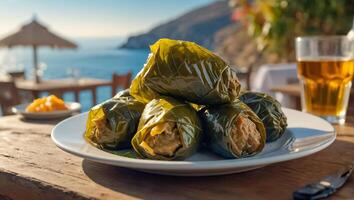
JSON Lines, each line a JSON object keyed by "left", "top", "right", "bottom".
{"left": 33, "top": 45, "right": 40, "bottom": 83}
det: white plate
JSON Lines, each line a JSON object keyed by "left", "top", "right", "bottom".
{"left": 13, "top": 102, "right": 81, "bottom": 120}
{"left": 51, "top": 108, "right": 336, "bottom": 176}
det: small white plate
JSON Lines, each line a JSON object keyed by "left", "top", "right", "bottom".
{"left": 13, "top": 102, "right": 81, "bottom": 120}
{"left": 51, "top": 108, "right": 336, "bottom": 176}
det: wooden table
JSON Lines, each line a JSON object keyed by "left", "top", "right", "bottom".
{"left": 15, "top": 78, "right": 112, "bottom": 105}
{"left": 0, "top": 116, "right": 353, "bottom": 200}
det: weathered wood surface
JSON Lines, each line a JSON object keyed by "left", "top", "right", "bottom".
{"left": 0, "top": 115, "right": 353, "bottom": 200}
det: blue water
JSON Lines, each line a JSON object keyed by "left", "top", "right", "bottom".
{"left": 0, "top": 38, "right": 149, "bottom": 111}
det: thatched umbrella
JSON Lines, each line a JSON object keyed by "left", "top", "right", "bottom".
{"left": 0, "top": 18, "right": 77, "bottom": 83}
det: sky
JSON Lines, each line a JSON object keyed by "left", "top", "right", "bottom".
{"left": 0, "top": 0, "right": 214, "bottom": 39}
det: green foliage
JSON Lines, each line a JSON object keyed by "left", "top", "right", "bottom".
{"left": 235, "top": 0, "right": 354, "bottom": 60}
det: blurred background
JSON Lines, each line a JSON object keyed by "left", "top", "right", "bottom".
{"left": 0, "top": 0, "right": 353, "bottom": 112}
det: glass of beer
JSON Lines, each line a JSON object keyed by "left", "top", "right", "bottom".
{"left": 296, "top": 36, "right": 354, "bottom": 124}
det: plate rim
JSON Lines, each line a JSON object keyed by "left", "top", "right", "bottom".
{"left": 51, "top": 108, "right": 336, "bottom": 171}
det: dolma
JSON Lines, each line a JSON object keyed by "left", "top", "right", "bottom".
{"left": 130, "top": 38, "right": 241, "bottom": 105}
{"left": 239, "top": 91, "right": 287, "bottom": 142}
{"left": 200, "top": 100, "right": 266, "bottom": 158}
{"left": 85, "top": 92, "right": 145, "bottom": 150}
{"left": 131, "top": 97, "right": 202, "bottom": 160}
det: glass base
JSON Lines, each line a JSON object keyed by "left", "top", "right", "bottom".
{"left": 320, "top": 115, "right": 345, "bottom": 125}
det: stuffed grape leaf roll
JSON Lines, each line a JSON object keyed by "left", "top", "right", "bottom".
{"left": 199, "top": 100, "right": 266, "bottom": 158}
{"left": 130, "top": 38, "right": 241, "bottom": 105}
{"left": 132, "top": 97, "right": 202, "bottom": 160}
{"left": 85, "top": 91, "right": 145, "bottom": 150}
{"left": 239, "top": 91, "right": 287, "bottom": 142}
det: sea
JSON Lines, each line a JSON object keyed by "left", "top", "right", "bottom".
{"left": 0, "top": 37, "right": 150, "bottom": 111}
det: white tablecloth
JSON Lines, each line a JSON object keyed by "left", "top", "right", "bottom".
{"left": 250, "top": 63, "right": 298, "bottom": 108}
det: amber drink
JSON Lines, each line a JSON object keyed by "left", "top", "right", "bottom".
{"left": 296, "top": 36, "right": 354, "bottom": 124}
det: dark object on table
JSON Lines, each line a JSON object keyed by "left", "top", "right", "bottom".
{"left": 84, "top": 93, "right": 145, "bottom": 150}
{"left": 130, "top": 38, "right": 241, "bottom": 105}
{"left": 199, "top": 100, "right": 266, "bottom": 158}
{"left": 293, "top": 162, "right": 353, "bottom": 200}
{"left": 239, "top": 91, "right": 287, "bottom": 142}
{"left": 132, "top": 97, "right": 202, "bottom": 160}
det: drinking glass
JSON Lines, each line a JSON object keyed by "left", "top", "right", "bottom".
{"left": 295, "top": 36, "right": 354, "bottom": 125}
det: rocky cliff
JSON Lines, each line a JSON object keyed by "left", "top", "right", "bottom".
{"left": 119, "top": 1, "right": 233, "bottom": 50}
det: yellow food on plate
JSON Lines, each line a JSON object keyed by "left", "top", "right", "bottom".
{"left": 26, "top": 95, "right": 68, "bottom": 112}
